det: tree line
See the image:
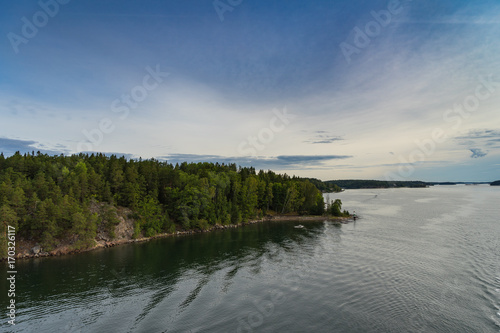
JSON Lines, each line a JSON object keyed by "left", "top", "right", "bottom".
{"left": 0, "top": 152, "right": 328, "bottom": 253}
{"left": 326, "top": 179, "right": 427, "bottom": 189}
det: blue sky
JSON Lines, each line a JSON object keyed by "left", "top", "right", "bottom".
{"left": 1, "top": 0, "right": 499, "bottom": 182}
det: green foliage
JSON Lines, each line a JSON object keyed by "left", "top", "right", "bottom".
{"left": 133, "top": 221, "right": 142, "bottom": 239}
{"left": 327, "top": 199, "right": 349, "bottom": 217}
{"left": 71, "top": 212, "right": 98, "bottom": 250}
{"left": 137, "top": 196, "right": 169, "bottom": 237}
{"left": 329, "top": 199, "right": 342, "bottom": 216}
{"left": 100, "top": 205, "right": 120, "bottom": 239}
{"left": 0, "top": 204, "right": 18, "bottom": 257}
{"left": 0, "top": 204, "right": 19, "bottom": 229}
{"left": 195, "top": 219, "right": 210, "bottom": 230}
{"left": 0, "top": 152, "right": 328, "bottom": 253}
{"left": 298, "top": 181, "right": 322, "bottom": 215}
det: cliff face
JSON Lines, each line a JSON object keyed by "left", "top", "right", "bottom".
{"left": 95, "top": 206, "right": 135, "bottom": 245}
{"left": 9, "top": 205, "right": 137, "bottom": 260}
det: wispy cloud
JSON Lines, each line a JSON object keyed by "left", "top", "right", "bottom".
{"left": 455, "top": 129, "right": 500, "bottom": 156}
{"left": 470, "top": 148, "right": 487, "bottom": 158}
{"left": 456, "top": 129, "right": 500, "bottom": 141}
{"left": 275, "top": 155, "right": 351, "bottom": 164}
{"left": 0, "top": 138, "right": 70, "bottom": 156}
{"left": 158, "top": 154, "right": 352, "bottom": 170}
{"left": 303, "top": 131, "right": 344, "bottom": 144}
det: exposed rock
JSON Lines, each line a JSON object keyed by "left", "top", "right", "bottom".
{"left": 31, "top": 245, "right": 41, "bottom": 254}
{"left": 96, "top": 233, "right": 110, "bottom": 242}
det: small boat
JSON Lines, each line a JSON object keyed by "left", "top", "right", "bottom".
{"left": 294, "top": 225, "right": 304, "bottom": 229}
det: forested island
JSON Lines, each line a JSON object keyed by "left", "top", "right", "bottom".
{"left": 428, "top": 181, "right": 490, "bottom": 185}
{"left": 327, "top": 179, "right": 496, "bottom": 188}
{"left": 0, "top": 152, "right": 348, "bottom": 259}
{"left": 491, "top": 180, "right": 500, "bottom": 186}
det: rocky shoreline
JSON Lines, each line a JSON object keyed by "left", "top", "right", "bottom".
{"left": 3, "top": 215, "right": 352, "bottom": 261}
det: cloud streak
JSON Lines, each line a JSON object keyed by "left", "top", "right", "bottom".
{"left": 159, "top": 154, "right": 352, "bottom": 170}
{"left": 469, "top": 148, "right": 487, "bottom": 158}
{"left": 455, "top": 129, "right": 500, "bottom": 156}
{"left": 303, "top": 131, "right": 344, "bottom": 144}
{"left": 0, "top": 138, "right": 70, "bottom": 156}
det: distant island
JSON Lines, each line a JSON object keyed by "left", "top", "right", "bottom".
{"left": 428, "top": 181, "right": 491, "bottom": 186}
{"left": 302, "top": 178, "right": 343, "bottom": 192}
{"left": 325, "top": 179, "right": 427, "bottom": 189}
{"left": 325, "top": 179, "right": 495, "bottom": 189}
{"left": 491, "top": 180, "right": 500, "bottom": 186}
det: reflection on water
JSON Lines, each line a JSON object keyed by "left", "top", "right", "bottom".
{"left": 1, "top": 220, "right": 337, "bottom": 332}
{"left": 1, "top": 186, "right": 499, "bottom": 332}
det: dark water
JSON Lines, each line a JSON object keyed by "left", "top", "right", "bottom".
{"left": 1, "top": 185, "right": 499, "bottom": 332}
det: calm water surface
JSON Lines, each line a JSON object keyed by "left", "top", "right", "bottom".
{"left": 1, "top": 185, "right": 499, "bottom": 332}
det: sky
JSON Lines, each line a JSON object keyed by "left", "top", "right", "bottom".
{"left": 1, "top": 0, "right": 499, "bottom": 182}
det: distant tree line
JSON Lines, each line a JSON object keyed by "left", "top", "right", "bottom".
{"left": 491, "top": 180, "right": 500, "bottom": 186}
{"left": 326, "top": 179, "right": 427, "bottom": 189}
{"left": 0, "top": 152, "right": 327, "bottom": 253}
{"left": 301, "top": 178, "right": 343, "bottom": 193}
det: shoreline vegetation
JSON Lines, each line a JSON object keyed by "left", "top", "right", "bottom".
{"left": 0, "top": 152, "right": 349, "bottom": 261}
{"left": 4, "top": 214, "right": 352, "bottom": 261}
